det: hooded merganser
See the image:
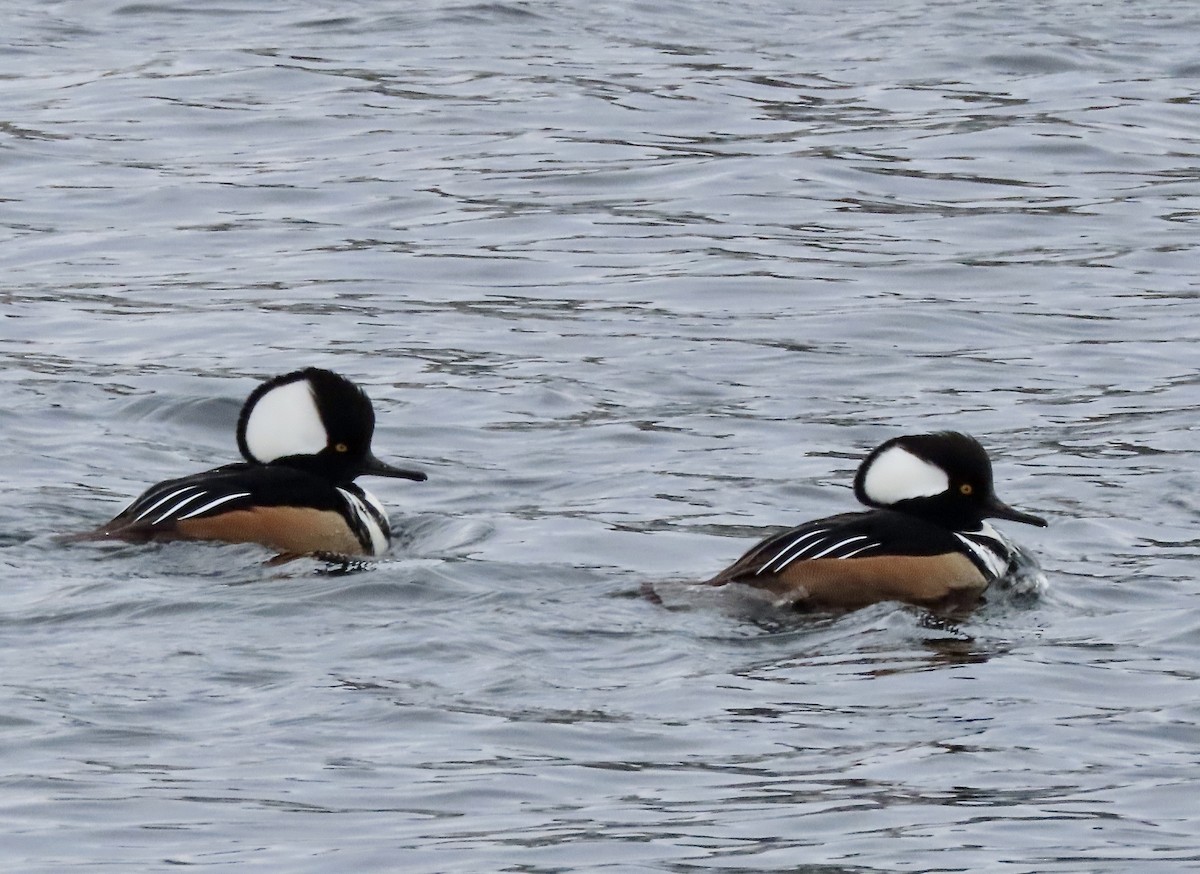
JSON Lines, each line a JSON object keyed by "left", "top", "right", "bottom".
{"left": 77, "top": 368, "right": 427, "bottom": 558}
{"left": 709, "top": 432, "right": 1046, "bottom": 611}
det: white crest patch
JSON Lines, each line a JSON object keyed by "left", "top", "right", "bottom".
{"left": 862, "top": 445, "right": 950, "bottom": 506}
{"left": 243, "top": 378, "right": 328, "bottom": 463}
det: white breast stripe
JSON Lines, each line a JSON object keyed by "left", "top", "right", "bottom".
{"left": 154, "top": 490, "right": 210, "bottom": 525}
{"left": 955, "top": 531, "right": 1009, "bottom": 579}
{"left": 976, "top": 521, "right": 1005, "bottom": 544}
{"left": 176, "top": 492, "right": 253, "bottom": 521}
{"left": 760, "top": 528, "right": 830, "bottom": 574}
{"left": 357, "top": 488, "right": 390, "bottom": 527}
{"left": 337, "top": 487, "right": 389, "bottom": 556}
{"left": 132, "top": 486, "right": 202, "bottom": 522}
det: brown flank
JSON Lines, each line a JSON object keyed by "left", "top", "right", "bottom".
{"left": 714, "top": 553, "right": 987, "bottom": 611}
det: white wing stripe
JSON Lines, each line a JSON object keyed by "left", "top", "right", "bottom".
{"left": 840, "top": 542, "right": 881, "bottom": 559}
{"left": 761, "top": 528, "right": 829, "bottom": 573}
{"left": 809, "top": 535, "right": 872, "bottom": 561}
{"left": 772, "top": 534, "right": 878, "bottom": 572}
{"left": 154, "top": 490, "right": 209, "bottom": 525}
{"left": 132, "top": 486, "right": 202, "bottom": 522}
{"left": 175, "top": 492, "right": 253, "bottom": 521}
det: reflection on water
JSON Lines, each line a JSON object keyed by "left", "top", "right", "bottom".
{"left": 2, "top": 0, "right": 1200, "bottom": 870}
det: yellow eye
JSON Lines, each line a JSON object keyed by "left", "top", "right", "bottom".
{"left": 334, "top": 443, "right": 349, "bottom": 453}
{"left": 960, "top": 483, "right": 973, "bottom": 496}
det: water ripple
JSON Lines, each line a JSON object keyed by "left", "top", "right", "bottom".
{"left": 3, "top": 0, "right": 1200, "bottom": 870}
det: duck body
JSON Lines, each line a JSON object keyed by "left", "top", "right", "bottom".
{"left": 710, "top": 508, "right": 1022, "bottom": 612}
{"left": 709, "top": 432, "right": 1045, "bottom": 612}
{"left": 92, "top": 463, "right": 394, "bottom": 557}
{"left": 78, "top": 368, "right": 426, "bottom": 558}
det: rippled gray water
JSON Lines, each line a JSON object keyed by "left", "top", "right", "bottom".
{"left": 3, "top": 1, "right": 1199, "bottom": 870}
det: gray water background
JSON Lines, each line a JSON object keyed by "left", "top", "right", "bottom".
{"left": 2, "top": 1, "right": 1199, "bottom": 870}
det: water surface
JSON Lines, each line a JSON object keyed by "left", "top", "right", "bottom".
{"left": 3, "top": 1, "right": 1199, "bottom": 871}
